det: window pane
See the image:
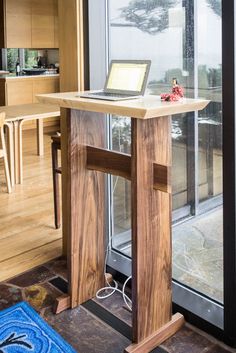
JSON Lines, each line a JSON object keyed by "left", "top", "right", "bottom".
{"left": 108, "top": 0, "right": 223, "bottom": 304}
{"left": 7, "top": 49, "right": 19, "bottom": 72}
{"left": 110, "top": 0, "right": 188, "bottom": 249}
{"left": 24, "top": 49, "right": 38, "bottom": 68}
{"left": 198, "top": 0, "right": 222, "bottom": 203}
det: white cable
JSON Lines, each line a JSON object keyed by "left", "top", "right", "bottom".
{"left": 122, "top": 276, "right": 132, "bottom": 311}
{"left": 96, "top": 245, "right": 132, "bottom": 311}
{"left": 96, "top": 277, "right": 132, "bottom": 311}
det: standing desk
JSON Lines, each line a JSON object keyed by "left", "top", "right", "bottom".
{"left": 37, "top": 92, "right": 209, "bottom": 353}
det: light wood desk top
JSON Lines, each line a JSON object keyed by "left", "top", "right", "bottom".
{"left": 36, "top": 92, "right": 209, "bottom": 119}
{"left": 0, "top": 103, "right": 60, "bottom": 122}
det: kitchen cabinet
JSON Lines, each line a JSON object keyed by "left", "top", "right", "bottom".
{"left": 32, "top": 77, "right": 59, "bottom": 102}
{"left": 0, "top": 0, "right": 59, "bottom": 48}
{"left": 31, "top": 0, "right": 56, "bottom": 48}
{"left": 54, "top": 0, "right": 59, "bottom": 48}
{"left": 0, "top": 75, "right": 60, "bottom": 128}
{"left": 4, "top": 0, "right": 32, "bottom": 48}
{"left": 6, "top": 80, "right": 33, "bottom": 105}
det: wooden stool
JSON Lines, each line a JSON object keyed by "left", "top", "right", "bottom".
{"left": 51, "top": 134, "right": 61, "bottom": 229}
{"left": 0, "top": 112, "right": 12, "bottom": 193}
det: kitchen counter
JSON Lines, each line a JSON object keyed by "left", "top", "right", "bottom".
{"left": 0, "top": 73, "right": 59, "bottom": 80}
{"left": 0, "top": 74, "right": 60, "bottom": 107}
{"left": 0, "top": 70, "right": 9, "bottom": 75}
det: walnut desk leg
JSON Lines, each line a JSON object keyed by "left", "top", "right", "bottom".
{"left": 61, "top": 108, "right": 106, "bottom": 307}
{"left": 59, "top": 109, "right": 184, "bottom": 351}
{"left": 124, "top": 116, "right": 184, "bottom": 353}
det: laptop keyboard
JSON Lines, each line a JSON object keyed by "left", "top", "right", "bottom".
{"left": 91, "top": 92, "right": 131, "bottom": 98}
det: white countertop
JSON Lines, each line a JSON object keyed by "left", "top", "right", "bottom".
{"left": 0, "top": 74, "right": 59, "bottom": 80}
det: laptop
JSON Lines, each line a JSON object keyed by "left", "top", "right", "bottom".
{"left": 78, "top": 60, "right": 151, "bottom": 101}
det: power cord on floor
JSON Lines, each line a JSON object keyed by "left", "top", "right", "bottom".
{"left": 95, "top": 245, "right": 132, "bottom": 311}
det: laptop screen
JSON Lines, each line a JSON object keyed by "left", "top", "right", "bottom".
{"left": 105, "top": 62, "right": 150, "bottom": 94}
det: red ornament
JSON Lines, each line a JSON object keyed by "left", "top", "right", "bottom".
{"left": 160, "top": 79, "right": 184, "bottom": 102}
{"left": 172, "top": 85, "right": 184, "bottom": 98}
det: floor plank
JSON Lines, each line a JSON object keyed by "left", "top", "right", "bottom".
{"left": 0, "top": 127, "right": 62, "bottom": 281}
{"left": 0, "top": 239, "right": 62, "bottom": 282}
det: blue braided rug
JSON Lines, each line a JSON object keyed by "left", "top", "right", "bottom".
{"left": 0, "top": 302, "right": 77, "bottom": 353}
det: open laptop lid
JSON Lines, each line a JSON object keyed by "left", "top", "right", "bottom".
{"left": 104, "top": 60, "right": 151, "bottom": 96}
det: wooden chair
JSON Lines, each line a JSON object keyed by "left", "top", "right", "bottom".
{"left": 0, "top": 112, "right": 12, "bottom": 193}
{"left": 51, "top": 134, "right": 61, "bottom": 229}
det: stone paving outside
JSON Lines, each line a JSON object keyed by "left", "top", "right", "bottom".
{"left": 173, "top": 207, "right": 223, "bottom": 303}
{"left": 113, "top": 206, "right": 223, "bottom": 304}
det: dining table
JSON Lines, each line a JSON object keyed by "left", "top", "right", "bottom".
{"left": 1, "top": 103, "right": 60, "bottom": 185}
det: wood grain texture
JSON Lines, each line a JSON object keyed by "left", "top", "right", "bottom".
{"left": 0, "top": 112, "right": 11, "bottom": 193}
{"left": 77, "top": 0, "right": 84, "bottom": 90}
{"left": 131, "top": 115, "right": 172, "bottom": 343}
{"left": 0, "top": 103, "right": 60, "bottom": 121}
{"left": 0, "top": 225, "right": 61, "bottom": 261}
{"left": 0, "top": 127, "right": 62, "bottom": 281}
{"left": 86, "top": 146, "right": 131, "bottom": 180}
{"left": 5, "top": 0, "right": 32, "bottom": 48}
{"left": 0, "top": 103, "right": 60, "bottom": 185}
{"left": 0, "top": 76, "right": 59, "bottom": 129}
{"left": 0, "top": 0, "right": 5, "bottom": 48}
{"left": 0, "top": 239, "right": 61, "bottom": 282}
{"left": 54, "top": 0, "right": 59, "bottom": 48}
{"left": 60, "top": 109, "right": 68, "bottom": 255}
{"left": 124, "top": 313, "right": 185, "bottom": 353}
{"left": 32, "top": 77, "right": 59, "bottom": 103}
{"left": 13, "top": 121, "right": 20, "bottom": 184}
{"left": 53, "top": 295, "right": 71, "bottom": 314}
{"left": 6, "top": 80, "right": 33, "bottom": 106}
{"left": 1, "top": 76, "right": 59, "bottom": 129}
{"left": 37, "top": 92, "right": 210, "bottom": 119}
{"left": 58, "top": 0, "right": 84, "bottom": 91}
{"left": 31, "top": 0, "right": 55, "bottom": 48}
{"left": 36, "top": 119, "right": 44, "bottom": 156}
{"left": 153, "top": 163, "right": 171, "bottom": 193}
{"left": 4, "top": 121, "right": 14, "bottom": 186}
{"left": 86, "top": 146, "right": 170, "bottom": 193}
{"left": 18, "top": 120, "right": 23, "bottom": 184}
{"left": 2, "top": 0, "right": 58, "bottom": 48}
{"left": 61, "top": 108, "right": 106, "bottom": 307}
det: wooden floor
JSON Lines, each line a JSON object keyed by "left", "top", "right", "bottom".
{"left": 0, "top": 126, "right": 62, "bottom": 282}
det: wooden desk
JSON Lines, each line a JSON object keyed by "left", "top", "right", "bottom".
{"left": 37, "top": 92, "right": 209, "bottom": 353}
{"left": 0, "top": 103, "right": 60, "bottom": 185}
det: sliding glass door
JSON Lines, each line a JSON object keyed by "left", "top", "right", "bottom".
{"left": 110, "top": 0, "right": 190, "bottom": 253}
{"left": 106, "top": 0, "right": 223, "bottom": 304}
{"left": 88, "top": 0, "right": 227, "bottom": 339}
